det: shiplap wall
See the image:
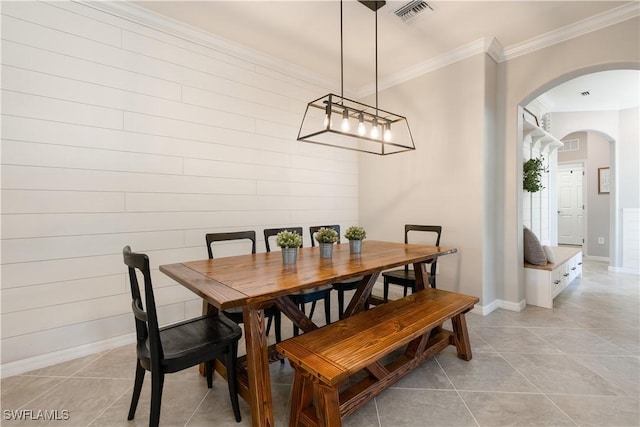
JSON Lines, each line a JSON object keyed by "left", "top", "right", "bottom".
{"left": 1, "top": 1, "right": 358, "bottom": 370}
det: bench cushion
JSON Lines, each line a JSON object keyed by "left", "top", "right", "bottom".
{"left": 277, "top": 288, "right": 478, "bottom": 386}
{"left": 524, "top": 226, "right": 547, "bottom": 265}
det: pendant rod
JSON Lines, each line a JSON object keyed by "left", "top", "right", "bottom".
{"left": 340, "top": 0, "right": 344, "bottom": 102}
{"left": 375, "top": 7, "right": 378, "bottom": 114}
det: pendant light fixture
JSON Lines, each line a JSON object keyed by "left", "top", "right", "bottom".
{"left": 297, "top": 0, "right": 415, "bottom": 155}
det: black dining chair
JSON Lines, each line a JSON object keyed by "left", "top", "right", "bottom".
{"left": 123, "top": 246, "right": 242, "bottom": 426}
{"left": 310, "top": 225, "right": 362, "bottom": 319}
{"left": 264, "top": 227, "right": 333, "bottom": 336}
{"left": 382, "top": 225, "right": 442, "bottom": 301}
{"left": 206, "top": 231, "right": 282, "bottom": 345}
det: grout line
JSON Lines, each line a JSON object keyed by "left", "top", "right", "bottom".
{"left": 184, "top": 388, "right": 209, "bottom": 427}
{"left": 434, "top": 356, "right": 481, "bottom": 427}
{"left": 496, "top": 352, "right": 579, "bottom": 426}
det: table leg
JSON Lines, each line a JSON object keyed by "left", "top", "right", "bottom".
{"left": 242, "top": 305, "right": 274, "bottom": 427}
{"left": 343, "top": 273, "right": 379, "bottom": 318}
{"left": 451, "top": 312, "right": 473, "bottom": 361}
{"left": 413, "top": 262, "right": 430, "bottom": 291}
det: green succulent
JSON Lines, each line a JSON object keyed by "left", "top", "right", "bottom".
{"left": 344, "top": 226, "right": 367, "bottom": 241}
{"left": 315, "top": 227, "right": 338, "bottom": 244}
{"left": 275, "top": 230, "right": 303, "bottom": 248}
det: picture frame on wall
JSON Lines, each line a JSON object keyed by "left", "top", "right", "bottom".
{"left": 598, "top": 167, "right": 610, "bottom": 194}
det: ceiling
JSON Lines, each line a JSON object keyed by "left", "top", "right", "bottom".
{"left": 132, "top": 1, "right": 639, "bottom": 111}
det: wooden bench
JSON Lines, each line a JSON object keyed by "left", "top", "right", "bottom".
{"left": 276, "top": 288, "right": 479, "bottom": 427}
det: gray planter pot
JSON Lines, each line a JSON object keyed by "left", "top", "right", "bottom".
{"left": 319, "top": 242, "right": 334, "bottom": 258}
{"left": 349, "top": 239, "right": 363, "bottom": 254}
{"left": 281, "top": 247, "right": 298, "bottom": 265}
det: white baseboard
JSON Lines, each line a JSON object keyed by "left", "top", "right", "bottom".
{"left": 473, "top": 298, "right": 526, "bottom": 315}
{"left": 608, "top": 266, "right": 640, "bottom": 275}
{"left": 584, "top": 255, "right": 609, "bottom": 262}
{"left": 1, "top": 333, "right": 136, "bottom": 378}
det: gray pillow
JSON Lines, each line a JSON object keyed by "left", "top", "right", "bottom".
{"left": 524, "top": 227, "right": 547, "bottom": 265}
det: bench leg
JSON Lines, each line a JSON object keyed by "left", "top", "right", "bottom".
{"left": 289, "top": 368, "right": 314, "bottom": 427}
{"left": 451, "top": 313, "right": 472, "bottom": 361}
{"left": 314, "top": 382, "right": 342, "bottom": 427}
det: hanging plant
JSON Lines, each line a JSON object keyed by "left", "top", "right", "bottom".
{"left": 523, "top": 156, "right": 545, "bottom": 192}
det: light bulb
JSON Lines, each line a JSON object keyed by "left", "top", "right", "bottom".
{"left": 341, "top": 109, "right": 350, "bottom": 131}
{"left": 357, "top": 113, "right": 366, "bottom": 136}
{"left": 383, "top": 123, "right": 392, "bottom": 142}
{"left": 324, "top": 102, "right": 332, "bottom": 129}
{"left": 371, "top": 118, "right": 379, "bottom": 139}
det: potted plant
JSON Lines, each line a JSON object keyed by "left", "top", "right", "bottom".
{"left": 314, "top": 227, "right": 338, "bottom": 258}
{"left": 276, "top": 230, "right": 303, "bottom": 265}
{"left": 344, "top": 226, "right": 366, "bottom": 254}
{"left": 523, "top": 156, "right": 546, "bottom": 192}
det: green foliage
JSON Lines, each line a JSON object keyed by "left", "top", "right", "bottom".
{"left": 276, "top": 230, "right": 303, "bottom": 248}
{"left": 315, "top": 227, "right": 338, "bottom": 244}
{"left": 523, "top": 157, "right": 545, "bottom": 193}
{"left": 344, "top": 226, "right": 367, "bottom": 241}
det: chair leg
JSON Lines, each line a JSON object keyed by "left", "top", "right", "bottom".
{"left": 205, "top": 360, "right": 213, "bottom": 388}
{"left": 403, "top": 286, "right": 408, "bottom": 297}
{"left": 149, "top": 369, "right": 164, "bottom": 427}
{"left": 266, "top": 314, "right": 273, "bottom": 336}
{"left": 294, "top": 302, "right": 305, "bottom": 337}
{"left": 383, "top": 279, "right": 390, "bottom": 301}
{"left": 337, "top": 289, "right": 344, "bottom": 319}
{"left": 128, "top": 359, "right": 146, "bottom": 420}
{"left": 324, "top": 293, "right": 331, "bottom": 325}
{"left": 273, "top": 309, "right": 284, "bottom": 364}
{"left": 226, "top": 343, "right": 242, "bottom": 422}
{"left": 309, "top": 301, "right": 317, "bottom": 320}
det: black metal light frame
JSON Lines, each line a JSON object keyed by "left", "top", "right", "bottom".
{"left": 297, "top": 0, "right": 415, "bottom": 155}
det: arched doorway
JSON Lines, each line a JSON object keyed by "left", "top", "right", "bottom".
{"left": 519, "top": 67, "right": 639, "bottom": 273}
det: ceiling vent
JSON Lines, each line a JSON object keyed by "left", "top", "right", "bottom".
{"left": 394, "top": 0, "right": 433, "bottom": 23}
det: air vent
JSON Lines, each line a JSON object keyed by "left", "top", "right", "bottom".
{"left": 580, "top": 91, "right": 590, "bottom": 96}
{"left": 394, "top": 0, "right": 433, "bottom": 23}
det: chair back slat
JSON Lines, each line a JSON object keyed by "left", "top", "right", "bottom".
{"left": 263, "top": 227, "right": 303, "bottom": 252}
{"left": 123, "top": 246, "right": 163, "bottom": 361}
{"left": 309, "top": 225, "right": 341, "bottom": 246}
{"left": 206, "top": 231, "right": 257, "bottom": 259}
{"left": 403, "top": 225, "right": 443, "bottom": 275}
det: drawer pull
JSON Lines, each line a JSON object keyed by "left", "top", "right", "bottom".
{"left": 554, "top": 280, "right": 561, "bottom": 284}
{"left": 571, "top": 267, "right": 577, "bottom": 271}
{"left": 563, "top": 273, "right": 570, "bottom": 277}
{"left": 578, "top": 262, "right": 582, "bottom": 265}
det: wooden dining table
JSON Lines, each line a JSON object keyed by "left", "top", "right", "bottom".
{"left": 160, "top": 240, "right": 457, "bottom": 427}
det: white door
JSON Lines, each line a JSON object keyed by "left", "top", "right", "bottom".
{"left": 557, "top": 163, "right": 584, "bottom": 245}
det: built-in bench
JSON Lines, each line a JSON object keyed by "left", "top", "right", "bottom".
{"left": 525, "top": 246, "right": 582, "bottom": 308}
{"left": 276, "top": 288, "right": 479, "bottom": 427}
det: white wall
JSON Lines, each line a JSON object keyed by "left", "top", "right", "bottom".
{"left": 0, "top": 1, "right": 358, "bottom": 370}
{"left": 358, "top": 54, "right": 489, "bottom": 307}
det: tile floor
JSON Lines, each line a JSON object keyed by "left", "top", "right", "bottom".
{"left": 1, "top": 260, "right": 638, "bottom": 426}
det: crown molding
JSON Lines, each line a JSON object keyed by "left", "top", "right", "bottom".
{"left": 77, "top": 0, "right": 338, "bottom": 93}
{"left": 357, "top": 37, "right": 503, "bottom": 98}
{"left": 77, "top": 1, "right": 638, "bottom": 99}
{"left": 502, "top": 2, "right": 640, "bottom": 61}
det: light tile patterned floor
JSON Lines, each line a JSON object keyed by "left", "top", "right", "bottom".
{"left": 2, "top": 260, "right": 638, "bottom": 426}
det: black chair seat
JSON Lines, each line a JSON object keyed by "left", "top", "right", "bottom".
{"left": 136, "top": 315, "right": 242, "bottom": 374}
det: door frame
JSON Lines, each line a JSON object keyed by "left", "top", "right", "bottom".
{"left": 557, "top": 160, "right": 587, "bottom": 253}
